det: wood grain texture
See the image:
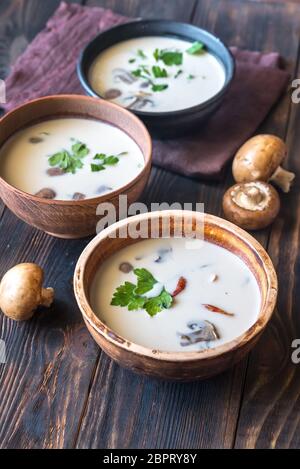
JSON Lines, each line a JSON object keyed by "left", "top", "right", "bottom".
{"left": 234, "top": 67, "right": 300, "bottom": 449}
{"left": 0, "top": 0, "right": 196, "bottom": 449}
{"left": 0, "top": 202, "right": 5, "bottom": 221}
{"left": 0, "top": 0, "right": 81, "bottom": 80}
{"left": 0, "top": 0, "right": 99, "bottom": 449}
{"left": 191, "top": 0, "right": 300, "bottom": 450}
{"left": 0, "top": 0, "right": 299, "bottom": 449}
{"left": 0, "top": 208, "right": 100, "bottom": 448}
{"left": 85, "top": 0, "right": 197, "bottom": 20}
{"left": 75, "top": 0, "right": 299, "bottom": 449}
{"left": 251, "top": 0, "right": 300, "bottom": 4}
{"left": 77, "top": 354, "right": 247, "bottom": 449}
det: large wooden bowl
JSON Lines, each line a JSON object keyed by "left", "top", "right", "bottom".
{"left": 74, "top": 211, "right": 278, "bottom": 381}
{"left": 0, "top": 95, "right": 152, "bottom": 238}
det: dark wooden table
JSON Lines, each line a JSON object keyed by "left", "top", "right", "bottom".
{"left": 1, "top": 0, "right": 300, "bottom": 449}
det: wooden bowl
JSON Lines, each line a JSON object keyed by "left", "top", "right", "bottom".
{"left": 74, "top": 210, "right": 277, "bottom": 381}
{"left": 0, "top": 95, "right": 152, "bottom": 238}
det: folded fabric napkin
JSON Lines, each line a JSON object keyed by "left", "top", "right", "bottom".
{"left": 3, "top": 2, "right": 290, "bottom": 180}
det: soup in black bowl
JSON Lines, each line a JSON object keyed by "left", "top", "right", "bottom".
{"left": 77, "top": 20, "right": 235, "bottom": 137}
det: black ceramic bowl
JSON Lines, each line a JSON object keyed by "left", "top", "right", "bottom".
{"left": 77, "top": 19, "right": 235, "bottom": 138}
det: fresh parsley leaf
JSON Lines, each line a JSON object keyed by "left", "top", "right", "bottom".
{"left": 153, "top": 48, "right": 160, "bottom": 62}
{"left": 104, "top": 155, "right": 119, "bottom": 165}
{"left": 48, "top": 152, "right": 64, "bottom": 166}
{"left": 137, "top": 49, "right": 147, "bottom": 59}
{"left": 153, "top": 48, "right": 183, "bottom": 66}
{"left": 186, "top": 41, "right": 205, "bottom": 55}
{"left": 72, "top": 158, "right": 84, "bottom": 170}
{"left": 129, "top": 58, "right": 136, "bottom": 63}
{"left": 48, "top": 141, "right": 90, "bottom": 174}
{"left": 93, "top": 153, "right": 106, "bottom": 161}
{"left": 132, "top": 67, "right": 151, "bottom": 80}
{"left": 111, "top": 282, "right": 136, "bottom": 307}
{"left": 128, "top": 296, "right": 147, "bottom": 311}
{"left": 91, "top": 163, "right": 105, "bottom": 172}
{"left": 134, "top": 268, "right": 157, "bottom": 295}
{"left": 111, "top": 268, "right": 174, "bottom": 317}
{"left": 60, "top": 152, "right": 70, "bottom": 170}
{"left": 152, "top": 65, "right": 168, "bottom": 78}
{"left": 132, "top": 68, "right": 142, "bottom": 77}
{"left": 144, "top": 288, "right": 173, "bottom": 317}
{"left": 71, "top": 141, "right": 89, "bottom": 158}
{"left": 90, "top": 151, "right": 125, "bottom": 172}
{"left": 152, "top": 83, "right": 169, "bottom": 92}
{"left": 111, "top": 281, "right": 147, "bottom": 311}
{"left": 140, "top": 65, "right": 151, "bottom": 76}
{"left": 155, "top": 50, "right": 183, "bottom": 66}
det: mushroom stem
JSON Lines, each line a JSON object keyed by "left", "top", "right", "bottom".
{"left": 269, "top": 166, "right": 295, "bottom": 193}
{"left": 40, "top": 287, "right": 54, "bottom": 307}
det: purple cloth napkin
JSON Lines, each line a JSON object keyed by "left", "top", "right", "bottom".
{"left": 3, "top": 2, "right": 290, "bottom": 180}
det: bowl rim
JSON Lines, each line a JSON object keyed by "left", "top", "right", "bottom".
{"left": 0, "top": 94, "right": 152, "bottom": 205}
{"left": 77, "top": 18, "right": 236, "bottom": 118}
{"left": 74, "top": 210, "right": 278, "bottom": 362}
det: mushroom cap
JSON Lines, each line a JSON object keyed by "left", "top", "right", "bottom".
{"left": 232, "top": 134, "right": 287, "bottom": 183}
{"left": 222, "top": 181, "right": 280, "bottom": 230}
{"left": 0, "top": 263, "right": 45, "bottom": 321}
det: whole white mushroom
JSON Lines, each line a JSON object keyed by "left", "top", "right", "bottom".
{"left": 0, "top": 263, "right": 54, "bottom": 321}
{"left": 232, "top": 134, "right": 295, "bottom": 193}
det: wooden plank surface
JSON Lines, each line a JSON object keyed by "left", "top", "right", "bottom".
{"left": 0, "top": 1, "right": 96, "bottom": 448}
{"left": 75, "top": 0, "right": 300, "bottom": 449}
{"left": 191, "top": 0, "right": 300, "bottom": 450}
{"left": 0, "top": 0, "right": 197, "bottom": 450}
{"left": 234, "top": 66, "right": 300, "bottom": 450}
{"left": 0, "top": 0, "right": 81, "bottom": 79}
{"left": 85, "top": 0, "right": 197, "bottom": 19}
{"left": 0, "top": 215, "right": 101, "bottom": 448}
{"left": 0, "top": 0, "right": 299, "bottom": 449}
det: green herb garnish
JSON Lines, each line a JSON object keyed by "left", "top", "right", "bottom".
{"left": 186, "top": 41, "right": 205, "bottom": 55}
{"left": 144, "top": 289, "right": 173, "bottom": 316}
{"left": 48, "top": 141, "right": 89, "bottom": 174}
{"left": 111, "top": 267, "right": 173, "bottom": 317}
{"left": 131, "top": 66, "right": 151, "bottom": 80}
{"left": 153, "top": 48, "right": 160, "bottom": 62}
{"left": 188, "top": 74, "right": 196, "bottom": 80}
{"left": 152, "top": 83, "right": 169, "bottom": 92}
{"left": 111, "top": 282, "right": 146, "bottom": 311}
{"left": 91, "top": 163, "right": 105, "bottom": 172}
{"left": 141, "top": 65, "right": 151, "bottom": 75}
{"left": 132, "top": 64, "right": 151, "bottom": 75}
{"left": 71, "top": 141, "right": 90, "bottom": 158}
{"left": 129, "top": 58, "right": 136, "bottom": 64}
{"left": 152, "top": 65, "right": 168, "bottom": 78}
{"left": 153, "top": 49, "right": 183, "bottom": 66}
{"left": 134, "top": 268, "right": 157, "bottom": 295}
{"left": 131, "top": 68, "right": 143, "bottom": 77}
{"left": 90, "top": 152, "right": 127, "bottom": 172}
{"left": 174, "top": 69, "right": 183, "bottom": 79}
{"left": 137, "top": 49, "right": 147, "bottom": 59}
{"left": 132, "top": 66, "right": 168, "bottom": 92}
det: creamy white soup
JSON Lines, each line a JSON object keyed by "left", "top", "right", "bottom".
{"left": 0, "top": 118, "right": 145, "bottom": 200}
{"left": 90, "top": 238, "right": 261, "bottom": 352}
{"left": 88, "top": 36, "right": 226, "bottom": 113}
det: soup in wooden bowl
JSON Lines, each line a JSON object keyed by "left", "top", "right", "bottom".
{"left": 74, "top": 210, "right": 277, "bottom": 380}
